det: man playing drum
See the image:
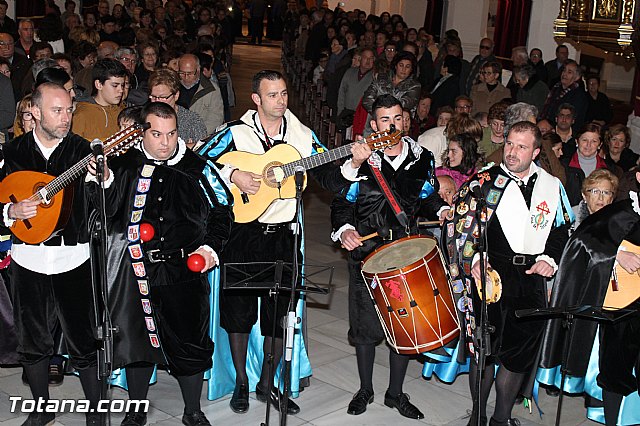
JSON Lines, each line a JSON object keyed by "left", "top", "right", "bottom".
{"left": 444, "top": 121, "right": 573, "bottom": 426}
{"left": 331, "top": 94, "right": 450, "bottom": 419}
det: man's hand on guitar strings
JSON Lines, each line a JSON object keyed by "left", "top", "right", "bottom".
{"left": 616, "top": 250, "right": 640, "bottom": 274}
{"left": 231, "top": 170, "right": 261, "bottom": 195}
{"left": 350, "top": 141, "right": 372, "bottom": 169}
{"left": 87, "top": 158, "right": 111, "bottom": 182}
{"left": 9, "top": 199, "right": 40, "bottom": 220}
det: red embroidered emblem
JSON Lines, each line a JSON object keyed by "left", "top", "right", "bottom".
{"left": 477, "top": 172, "right": 491, "bottom": 185}
{"left": 384, "top": 279, "right": 404, "bottom": 301}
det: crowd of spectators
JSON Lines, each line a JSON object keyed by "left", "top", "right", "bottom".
{"left": 281, "top": 2, "right": 633, "bottom": 213}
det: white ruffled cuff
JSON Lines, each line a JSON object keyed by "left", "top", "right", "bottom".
{"left": 331, "top": 224, "right": 355, "bottom": 242}
{"left": 3, "top": 203, "right": 15, "bottom": 227}
{"left": 536, "top": 254, "right": 558, "bottom": 274}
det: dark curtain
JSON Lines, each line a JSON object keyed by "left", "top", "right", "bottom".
{"left": 493, "top": 0, "right": 532, "bottom": 61}
{"left": 423, "top": 0, "right": 444, "bottom": 40}
{"left": 16, "top": 1, "right": 45, "bottom": 20}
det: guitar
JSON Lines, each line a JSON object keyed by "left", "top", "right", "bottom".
{"left": 0, "top": 124, "right": 144, "bottom": 244}
{"left": 604, "top": 240, "right": 640, "bottom": 310}
{"left": 219, "top": 128, "right": 402, "bottom": 223}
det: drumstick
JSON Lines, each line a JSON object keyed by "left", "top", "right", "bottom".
{"left": 417, "top": 220, "right": 440, "bottom": 227}
{"left": 341, "top": 231, "right": 379, "bottom": 248}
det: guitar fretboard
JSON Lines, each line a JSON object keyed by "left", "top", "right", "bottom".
{"left": 27, "top": 124, "right": 143, "bottom": 203}
{"left": 281, "top": 142, "right": 356, "bottom": 177}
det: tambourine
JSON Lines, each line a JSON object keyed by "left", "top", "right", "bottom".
{"left": 476, "top": 267, "right": 502, "bottom": 304}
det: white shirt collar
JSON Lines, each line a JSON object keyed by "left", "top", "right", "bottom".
{"left": 383, "top": 139, "right": 408, "bottom": 170}
{"left": 500, "top": 161, "right": 539, "bottom": 185}
{"left": 138, "top": 137, "right": 186, "bottom": 166}
{"left": 253, "top": 112, "right": 284, "bottom": 141}
{"left": 32, "top": 130, "right": 62, "bottom": 161}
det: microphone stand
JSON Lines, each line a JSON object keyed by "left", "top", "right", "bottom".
{"left": 473, "top": 193, "right": 493, "bottom": 426}
{"left": 261, "top": 169, "right": 304, "bottom": 426}
{"left": 89, "top": 154, "right": 113, "bottom": 425}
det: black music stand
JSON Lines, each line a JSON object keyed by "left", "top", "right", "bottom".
{"left": 516, "top": 305, "right": 636, "bottom": 426}
{"left": 222, "top": 261, "right": 331, "bottom": 426}
{"left": 88, "top": 155, "right": 113, "bottom": 426}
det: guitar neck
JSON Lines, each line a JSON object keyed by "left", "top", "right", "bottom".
{"left": 281, "top": 142, "right": 356, "bottom": 177}
{"left": 30, "top": 154, "right": 93, "bottom": 202}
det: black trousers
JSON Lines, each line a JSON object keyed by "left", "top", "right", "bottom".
{"left": 9, "top": 259, "right": 97, "bottom": 369}
{"left": 220, "top": 222, "right": 301, "bottom": 338}
{"left": 348, "top": 259, "right": 385, "bottom": 346}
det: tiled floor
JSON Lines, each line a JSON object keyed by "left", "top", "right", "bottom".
{"left": 0, "top": 43, "right": 599, "bottom": 425}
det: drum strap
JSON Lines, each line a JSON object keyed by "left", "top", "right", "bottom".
{"left": 369, "top": 161, "right": 409, "bottom": 230}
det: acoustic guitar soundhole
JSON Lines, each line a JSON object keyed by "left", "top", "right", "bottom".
{"left": 263, "top": 162, "right": 287, "bottom": 188}
{"left": 32, "top": 182, "right": 55, "bottom": 209}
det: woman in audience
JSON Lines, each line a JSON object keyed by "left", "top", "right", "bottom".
{"left": 135, "top": 41, "right": 159, "bottom": 87}
{"left": 429, "top": 55, "right": 462, "bottom": 116}
{"left": 603, "top": 124, "right": 637, "bottom": 172}
{"left": 361, "top": 51, "right": 421, "bottom": 134}
{"left": 410, "top": 91, "right": 436, "bottom": 139}
{"left": 478, "top": 101, "right": 508, "bottom": 158}
{"left": 70, "top": 41, "right": 97, "bottom": 76}
{"left": 436, "top": 133, "right": 481, "bottom": 188}
{"left": 571, "top": 169, "right": 619, "bottom": 232}
{"left": 13, "top": 95, "right": 35, "bottom": 137}
{"left": 418, "top": 112, "right": 483, "bottom": 167}
{"left": 470, "top": 61, "right": 510, "bottom": 114}
{"left": 562, "top": 123, "right": 619, "bottom": 206}
{"left": 436, "top": 106, "right": 454, "bottom": 127}
{"left": 513, "top": 64, "right": 549, "bottom": 113}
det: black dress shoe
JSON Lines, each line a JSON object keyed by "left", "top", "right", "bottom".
{"left": 229, "top": 383, "right": 249, "bottom": 413}
{"left": 384, "top": 391, "right": 424, "bottom": 419}
{"left": 489, "top": 417, "right": 521, "bottom": 426}
{"left": 347, "top": 389, "right": 374, "bottom": 415}
{"left": 48, "top": 363, "right": 64, "bottom": 386}
{"left": 181, "top": 410, "right": 211, "bottom": 426}
{"left": 21, "top": 412, "right": 55, "bottom": 426}
{"left": 545, "top": 386, "right": 560, "bottom": 397}
{"left": 255, "top": 385, "right": 300, "bottom": 415}
{"left": 121, "top": 412, "right": 147, "bottom": 426}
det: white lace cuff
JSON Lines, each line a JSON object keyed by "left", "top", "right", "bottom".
{"left": 331, "top": 224, "right": 356, "bottom": 242}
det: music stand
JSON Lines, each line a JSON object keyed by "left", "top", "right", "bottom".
{"left": 222, "top": 261, "right": 331, "bottom": 426}
{"left": 516, "top": 305, "right": 636, "bottom": 426}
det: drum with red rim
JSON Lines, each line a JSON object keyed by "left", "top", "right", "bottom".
{"left": 360, "top": 235, "right": 460, "bottom": 354}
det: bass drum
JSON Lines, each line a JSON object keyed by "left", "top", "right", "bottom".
{"left": 361, "top": 235, "right": 460, "bottom": 354}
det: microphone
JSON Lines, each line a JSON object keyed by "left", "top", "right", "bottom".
{"left": 90, "top": 139, "right": 104, "bottom": 161}
{"left": 469, "top": 180, "right": 483, "bottom": 199}
{"left": 294, "top": 166, "right": 304, "bottom": 192}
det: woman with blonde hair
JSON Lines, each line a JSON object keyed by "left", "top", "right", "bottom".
{"left": 571, "top": 169, "right": 619, "bottom": 232}
{"left": 13, "top": 95, "right": 35, "bottom": 137}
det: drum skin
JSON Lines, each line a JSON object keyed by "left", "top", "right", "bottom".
{"left": 361, "top": 235, "right": 460, "bottom": 354}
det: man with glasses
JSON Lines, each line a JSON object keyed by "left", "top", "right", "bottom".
{"left": 470, "top": 61, "right": 510, "bottom": 115}
{"left": 454, "top": 95, "right": 473, "bottom": 115}
{"left": 176, "top": 53, "right": 223, "bottom": 135}
{"left": 115, "top": 46, "right": 149, "bottom": 106}
{"left": 465, "top": 37, "right": 495, "bottom": 95}
{"left": 0, "top": 32, "right": 29, "bottom": 99}
{"left": 149, "top": 68, "right": 208, "bottom": 148}
{"left": 72, "top": 58, "right": 127, "bottom": 140}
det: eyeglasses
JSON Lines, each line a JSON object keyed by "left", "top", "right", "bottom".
{"left": 177, "top": 70, "right": 197, "bottom": 77}
{"left": 456, "top": 104, "right": 471, "bottom": 110}
{"left": 480, "top": 45, "right": 492, "bottom": 50}
{"left": 149, "top": 92, "right": 175, "bottom": 100}
{"left": 610, "top": 136, "right": 626, "bottom": 143}
{"left": 480, "top": 71, "right": 495, "bottom": 75}
{"left": 586, "top": 188, "right": 614, "bottom": 198}
{"left": 0, "top": 41, "right": 13, "bottom": 47}
{"left": 385, "top": 47, "right": 395, "bottom": 52}
{"left": 21, "top": 111, "right": 33, "bottom": 119}
{"left": 119, "top": 57, "right": 136, "bottom": 63}
{"left": 490, "top": 121, "right": 504, "bottom": 128}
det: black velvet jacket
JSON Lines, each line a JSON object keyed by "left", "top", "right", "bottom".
{"left": 331, "top": 140, "right": 447, "bottom": 262}
{"left": 102, "top": 146, "right": 233, "bottom": 289}
{"left": 540, "top": 198, "right": 640, "bottom": 376}
{"left": 95, "top": 145, "right": 233, "bottom": 368}
{"left": 0, "top": 131, "right": 92, "bottom": 245}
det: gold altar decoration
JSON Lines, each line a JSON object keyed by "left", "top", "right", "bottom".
{"left": 553, "top": 0, "right": 637, "bottom": 58}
